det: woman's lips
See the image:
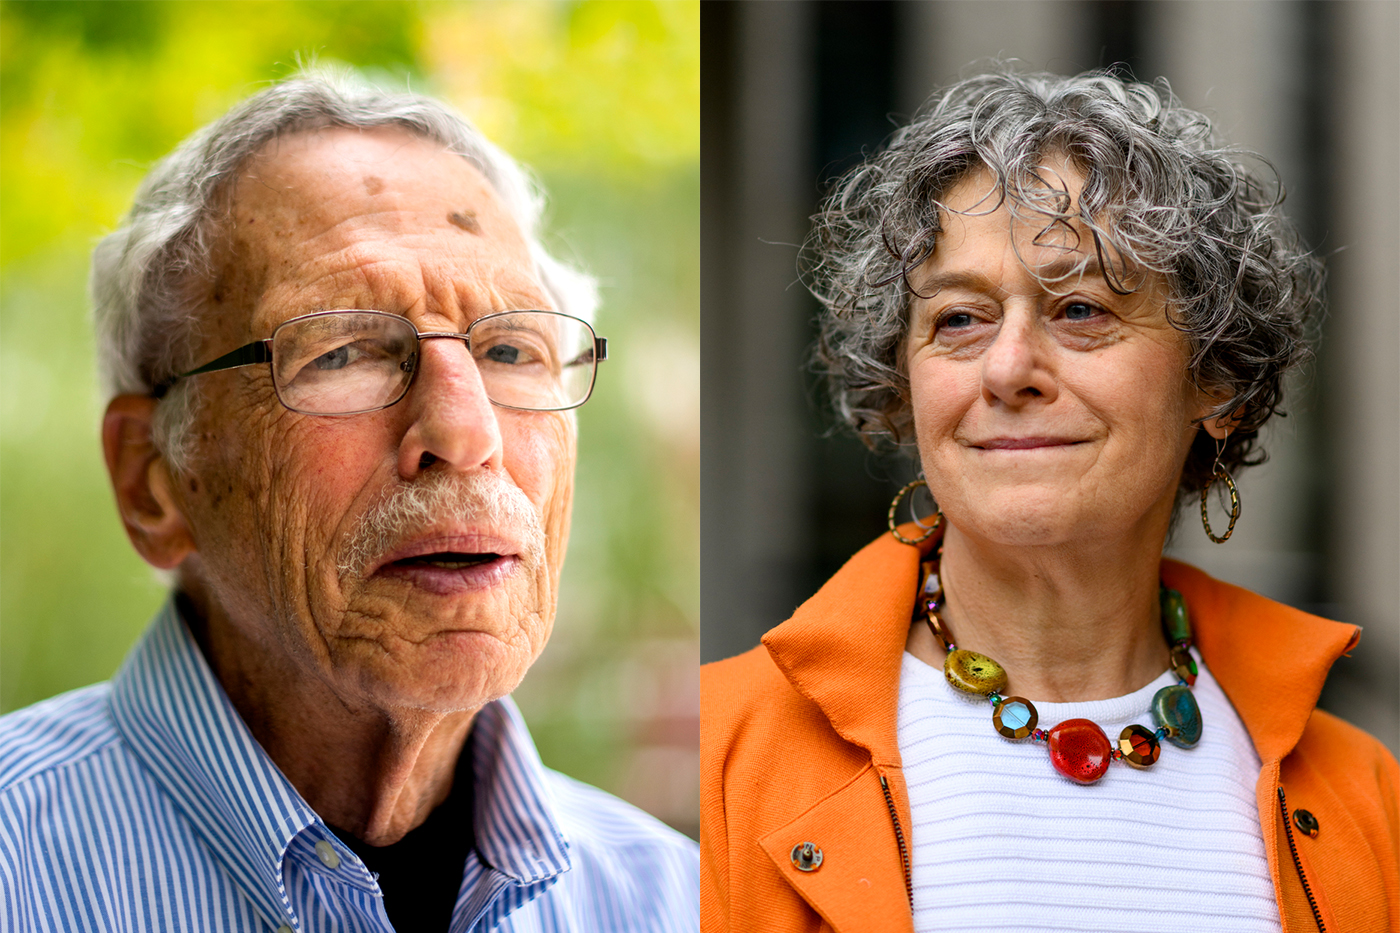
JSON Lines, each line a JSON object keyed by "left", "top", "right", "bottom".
{"left": 975, "top": 436, "right": 1085, "bottom": 450}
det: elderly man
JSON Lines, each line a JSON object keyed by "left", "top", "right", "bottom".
{"left": 0, "top": 74, "right": 698, "bottom": 932}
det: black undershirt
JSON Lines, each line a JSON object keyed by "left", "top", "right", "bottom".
{"left": 329, "top": 746, "right": 475, "bottom": 932}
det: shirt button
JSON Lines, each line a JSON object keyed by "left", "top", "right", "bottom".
{"left": 276, "top": 926, "right": 293, "bottom": 933}
{"left": 315, "top": 839, "right": 341, "bottom": 869}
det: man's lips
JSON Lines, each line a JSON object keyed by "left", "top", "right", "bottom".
{"left": 374, "top": 554, "right": 520, "bottom": 596}
{"left": 366, "top": 534, "right": 522, "bottom": 578}
{"left": 973, "top": 436, "right": 1087, "bottom": 450}
{"left": 364, "top": 534, "right": 524, "bottom": 596}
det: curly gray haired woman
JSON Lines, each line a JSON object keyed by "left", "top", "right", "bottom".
{"left": 807, "top": 69, "right": 1323, "bottom": 494}
{"left": 702, "top": 69, "right": 1397, "bottom": 933}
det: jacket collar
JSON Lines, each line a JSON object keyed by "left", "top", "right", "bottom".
{"left": 1160, "top": 560, "right": 1359, "bottom": 763}
{"left": 762, "top": 531, "right": 926, "bottom": 769}
{"left": 763, "top": 529, "right": 1360, "bottom": 768}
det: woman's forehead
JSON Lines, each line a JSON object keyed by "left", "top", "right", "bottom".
{"left": 926, "top": 162, "right": 1155, "bottom": 297}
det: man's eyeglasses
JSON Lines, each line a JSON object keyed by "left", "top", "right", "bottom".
{"left": 153, "top": 309, "right": 608, "bottom": 415}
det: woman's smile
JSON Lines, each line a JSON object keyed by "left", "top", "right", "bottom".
{"left": 970, "top": 436, "right": 1087, "bottom": 450}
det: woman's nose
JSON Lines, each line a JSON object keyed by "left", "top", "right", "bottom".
{"left": 980, "top": 312, "right": 1057, "bottom": 407}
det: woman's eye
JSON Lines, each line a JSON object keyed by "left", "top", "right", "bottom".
{"left": 939, "top": 311, "right": 976, "bottom": 330}
{"left": 1064, "top": 302, "right": 1098, "bottom": 321}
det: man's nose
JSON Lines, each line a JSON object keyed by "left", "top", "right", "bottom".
{"left": 979, "top": 310, "right": 1058, "bottom": 408}
{"left": 395, "top": 337, "right": 504, "bottom": 478}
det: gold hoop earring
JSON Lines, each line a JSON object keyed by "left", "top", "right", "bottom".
{"left": 1200, "top": 437, "right": 1240, "bottom": 543}
{"left": 888, "top": 479, "right": 943, "bottom": 546}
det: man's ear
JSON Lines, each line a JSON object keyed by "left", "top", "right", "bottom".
{"left": 102, "top": 395, "right": 196, "bottom": 570}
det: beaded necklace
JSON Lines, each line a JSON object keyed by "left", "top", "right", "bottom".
{"left": 916, "top": 558, "right": 1204, "bottom": 784}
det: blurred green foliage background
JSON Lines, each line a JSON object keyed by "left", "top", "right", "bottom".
{"left": 0, "top": 0, "right": 699, "bottom": 834}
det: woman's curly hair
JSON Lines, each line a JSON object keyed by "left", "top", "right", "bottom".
{"left": 804, "top": 68, "right": 1323, "bottom": 495}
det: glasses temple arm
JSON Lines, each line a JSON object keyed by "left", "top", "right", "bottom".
{"left": 151, "top": 340, "right": 273, "bottom": 399}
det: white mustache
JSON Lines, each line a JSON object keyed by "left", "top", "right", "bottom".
{"left": 337, "top": 471, "right": 545, "bottom": 579}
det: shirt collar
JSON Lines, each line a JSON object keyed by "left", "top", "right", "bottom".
{"left": 467, "top": 697, "right": 572, "bottom": 884}
{"left": 109, "top": 599, "right": 572, "bottom": 926}
{"left": 109, "top": 600, "right": 317, "bottom": 926}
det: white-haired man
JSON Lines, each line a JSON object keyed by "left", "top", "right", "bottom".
{"left": 0, "top": 75, "right": 698, "bottom": 932}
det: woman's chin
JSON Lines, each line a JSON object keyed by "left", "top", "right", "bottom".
{"left": 947, "top": 491, "right": 1173, "bottom": 550}
{"left": 945, "top": 489, "right": 1109, "bottom": 547}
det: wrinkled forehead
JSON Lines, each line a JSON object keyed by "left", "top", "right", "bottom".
{"left": 229, "top": 125, "right": 529, "bottom": 259}
{"left": 200, "top": 126, "right": 540, "bottom": 338}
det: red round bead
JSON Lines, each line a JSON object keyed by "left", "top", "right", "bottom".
{"left": 1047, "top": 718, "right": 1112, "bottom": 784}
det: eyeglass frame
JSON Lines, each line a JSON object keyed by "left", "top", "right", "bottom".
{"left": 150, "top": 308, "right": 609, "bottom": 415}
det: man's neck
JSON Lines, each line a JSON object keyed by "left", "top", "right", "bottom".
{"left": 176, "top": 587, "right": 477, "bottom": 846}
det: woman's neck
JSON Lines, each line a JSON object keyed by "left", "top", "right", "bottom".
{"left": 905, "top": 523, "right": 1173, "bottom": 702}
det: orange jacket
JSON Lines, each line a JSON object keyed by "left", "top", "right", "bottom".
{"left": 701, "top": 530, "right": 1400, "bottom": 933}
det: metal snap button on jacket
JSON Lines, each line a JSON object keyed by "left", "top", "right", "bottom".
{"left": 1293, "top": 808, "right": 1320, "bottom": 838}
{"left": 790, "top": 841, "right": 823, "bottom": 871}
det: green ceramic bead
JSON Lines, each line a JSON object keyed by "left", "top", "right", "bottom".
{"left": 944, "top": 649, "right": 1008, "bottom": 696}
{"left": 1151, "top": 683, "right": 1203, "bottom": 748}
{"left": 1160, "top": 587, "right": 1192, "bottom": 646}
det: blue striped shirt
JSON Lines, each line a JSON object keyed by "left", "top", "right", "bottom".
{"left": 0, "top": 601, "right": 698, "bottom": 932}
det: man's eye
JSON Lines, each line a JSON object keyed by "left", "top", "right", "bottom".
{"left": 313, "top": 345, "right": 354, "bottom": 370}
{"left": 484, "top": 343, "right": 523, "bottom": 364}
{"left": 1064, "top": 302, "right": 1098, "bottom": 321}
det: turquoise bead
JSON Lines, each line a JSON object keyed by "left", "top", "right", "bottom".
{"left": 1151, "top": 684, "right": 1202, "bottom": 748}
{"left": 992, "top": 696, "right": 1037, "bottom": 739}
{"left": 1160, "top": 587, "right": 1192, "bottom": 645}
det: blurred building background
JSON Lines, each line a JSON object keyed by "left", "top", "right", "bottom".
{"left": 0, "top": 1, "right": 699, "bottom": 837}
{"left": 701, "top": 0, "right": 1399, "bottom": 756}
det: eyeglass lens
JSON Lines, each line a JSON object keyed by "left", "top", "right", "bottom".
{"left": 270, "top": 311, "right": 597, "bottom": 415}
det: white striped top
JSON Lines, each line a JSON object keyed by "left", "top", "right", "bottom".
{"left": 0, "top": 601, "right": 698, "bottom": 932}
{"left": 898, "top": 651, "right": 1282, "bottom": 932}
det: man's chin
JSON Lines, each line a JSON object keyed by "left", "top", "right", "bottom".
{"left": 333, "top": 629, "right": 540, "bottom": 714}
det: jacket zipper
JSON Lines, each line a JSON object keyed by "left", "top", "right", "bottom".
{"left": 1277, "top": 786, "right": 1325, "bottom": 933}
{"left": 879, "top": 773, "right": 913, "bottom": 908}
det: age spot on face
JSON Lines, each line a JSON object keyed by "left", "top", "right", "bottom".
{"left": 448, "top": 210, "right": 480, "bottom": 234}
